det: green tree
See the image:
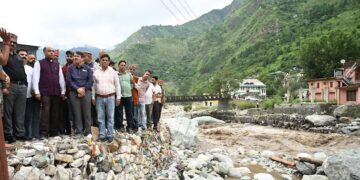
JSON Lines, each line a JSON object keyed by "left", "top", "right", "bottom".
{"left": 208, "top": 71, "right": 239, "bottom": 96}
{"left": 300, "top": 31, "right": 360, "bottom": 79}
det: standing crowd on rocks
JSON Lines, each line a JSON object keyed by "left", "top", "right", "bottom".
{"left": 0, "top": 28, "right": 165, "bottom": 144}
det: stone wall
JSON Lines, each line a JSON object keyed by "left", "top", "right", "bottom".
{"left": 191, "top": 105, "right": 360, "bottom": 134}
{"left": 269, "top": 103, "right": 336, "bottom": 116}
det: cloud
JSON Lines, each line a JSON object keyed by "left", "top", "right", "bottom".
{"left": 1, "top": 0, "right": 232, "bottom": 49}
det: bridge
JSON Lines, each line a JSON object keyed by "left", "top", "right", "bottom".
{"left": 166, "top": 95, "right": 231, "bottom": 102}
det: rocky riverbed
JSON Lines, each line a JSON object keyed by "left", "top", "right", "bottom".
{"left": 6, "top": 105, "right": 360, "bottom": 180}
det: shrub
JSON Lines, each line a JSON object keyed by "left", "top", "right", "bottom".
{"left": 262, "top": 97, "right": 283, "bottom": 109}
{"left": 231, "top": 100, "right": 256, "bottom": 110}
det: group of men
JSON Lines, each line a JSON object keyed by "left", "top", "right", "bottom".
{"left": 0, "top": 28, "right": 164, "bottom": 144}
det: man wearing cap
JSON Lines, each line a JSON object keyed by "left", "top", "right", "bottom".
{"left": 1, "top": 31, "right": 28, "bottom": 143}
{"left": 84, "top": 51, "right": 99, "bottom": 127}
{"left": 33, "top": 46, "right": 66, "bottom": 138}
{"left": 84, "top": 51, "right": 100, "bottom": 72}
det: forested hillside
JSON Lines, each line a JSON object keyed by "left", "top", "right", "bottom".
{"left": 110, "top": 0, "right": 360, "bottom": 96}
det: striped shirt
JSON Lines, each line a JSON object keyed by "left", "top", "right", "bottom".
{"left": 92, "top": 67, "right": 121, "bottom": 100}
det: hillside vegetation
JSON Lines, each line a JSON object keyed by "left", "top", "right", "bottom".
{"left": 110, "top": 0, "right": 360, "bottom": 96}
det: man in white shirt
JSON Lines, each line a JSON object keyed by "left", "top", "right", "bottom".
{"left": 151, "top": 76, "right": 162, "bottom": 132}
{"left": 32, "top": 46, "right": 66, "bottom": 138}
{"left": 135, "top": 70, "right": 152, "bottom": 130}
{"left": 92, "top": 54, "right": 121, "bottom": 142}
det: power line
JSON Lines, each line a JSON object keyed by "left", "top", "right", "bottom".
{"left": 159, "top": 0, "right": 182, "bottom": 24}
{"left": 182, "top": 0, "right": 196, "bottom": 17}
{"left": 168, "top": 0, "right": 188, "bottom": 21}
{"left": 176, "top": 0, "right": 194, "bottom": 19}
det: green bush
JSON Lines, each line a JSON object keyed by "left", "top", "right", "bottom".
{"left": 262, "top": 97, "right": 283, "bottom": 109}
{"left": 231, "top": 100, "right": 256, "bottom": 110}
{"left": 182, "top": 103, "right": 192, "bottom": 112}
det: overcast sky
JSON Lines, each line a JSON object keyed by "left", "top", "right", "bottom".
{"left": 1, "top": 0, "right": 232, "bottom": 50}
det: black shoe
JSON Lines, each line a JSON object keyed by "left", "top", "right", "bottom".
{"left": 5, "top": 136, "right": 16, "bottom": 144}
{"left": 99, "top": 138, "right": 107, "bottom": 142}
{"left": 16, "top": 136, "right": 32, "bottom": 141}
{"left": 119, "top": 127, "right": 126, "bottom": 133}
{"left": 107, "top": 137, "right": 113, "bottom": 143}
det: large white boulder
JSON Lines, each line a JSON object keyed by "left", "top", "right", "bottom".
{"left": 305, "top": 115, "right": 336, "bottom": 127}
{"left": 192, "top": 116, "right": 225, "bottom": 125}
{"left": 164, "top": 117, "right": 198, "bottom": 149}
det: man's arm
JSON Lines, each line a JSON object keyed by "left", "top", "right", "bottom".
{"left": 0, "top": 28, "right": 11, "bottom": 65}
{"left": 85, "top": 66, "right": 93, "bottom": 90}
{"left": 59, "top": 64, "right": 66, "bottom": 95}
{"left": 33, "top": 61, "right": 41, "bottom": 93}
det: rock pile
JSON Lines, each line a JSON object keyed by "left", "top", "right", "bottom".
{"left": 7, "top": 127, "right": 177, "bottom": 180}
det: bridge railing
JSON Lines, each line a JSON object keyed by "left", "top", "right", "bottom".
{"left": 166, "top": 95, "right": 231, "bottom": 102}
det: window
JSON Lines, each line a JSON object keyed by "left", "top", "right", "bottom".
{"left": 346, "top": 90, "right": 357, "bottom": 101}
{"left": 317, "top": 83, "right": 319, "bottom": 88}
{"left": 323, "top": 82, "right": 327, "bottom": 85}
{"left": 330, "top": 82, "right": 333, "bottom": 88}
{"left": 311, "top": 83, "right": 314, "bottom": 86}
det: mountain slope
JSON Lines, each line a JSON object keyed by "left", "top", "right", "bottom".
{"left": 110, "top": 0, "right": 360, "bottom": 96}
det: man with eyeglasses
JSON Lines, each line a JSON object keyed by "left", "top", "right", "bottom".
{"left": 1, "top": 31, "right": 28, "bottom": 143}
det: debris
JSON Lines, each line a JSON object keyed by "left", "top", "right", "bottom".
{"left": 270, "top": 156, "right": 296, "bottom": 167}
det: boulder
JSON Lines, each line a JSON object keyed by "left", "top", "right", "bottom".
{"left": 31, "top": 154, "right": 49, "bottom": 168}
{"left": 73, "top": 150, "right": 86, "bottom": 159}
{"left": 302, "top": 175, "right": 329, "bottom": 180}
{"left": 53, "top": 166, "right": 72, "bottom": 180}
{"left": 260, "top": 150, "right": 275, "bottom": 158}
{"left": 333, "top": 105, "right": 360, "bottom": 118}
{"left": 228, "top": 168, "right": 243, "bottom": 178}
{"left": 296, "top": 161, "right": 316, "bottom": 175}
{"left": 305, "top": 115, "right": 336, "bottom": 127}
{"left": 164, "top": 117, "right": 198, "bottom": 148}
{"left": 313, "top": 152, "right": 328, "bottom": 162}
{"left": 17, "top": 149, "right": 36, "bottom": 158}
{"left": 8, "top": 166, "right": 14, "bottom": 179}
{"left": 323, "top": 149, "right": 360, "bottom": 180}
{"left": 339, "top": 117, "right": 353, "bottom": 124}
{"left": 213, "top": 153, "right": 234, "bottom": 168}
{"left": 254, "top": 173, "right": 275, "bottom": 180}
{"left": 44, "top": 165, "right": 56, "bottom": 176}
{"left": 55, "top": 154, "right": 74, "bottom": 163}
{"left": 340, "top": 126, "right": 360, "bottom": 134}
{"left": 192, "top": 116, "right": 225, "bottom": 125}
{"left": 13, "top": 167, "right": 41, "bottom": 180}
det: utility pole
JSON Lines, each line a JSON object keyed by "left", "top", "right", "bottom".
{"left": 0, "top": 113, "right": 9, "bottom": 180}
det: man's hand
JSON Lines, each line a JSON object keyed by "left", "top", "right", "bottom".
{"left": 61, "top": 94, "right": 66, "bottom": 100}
{"left": 2, "top": 88, "right": 9, "bottom": 96}
{"left": 77, "top": 87, "right": 85, "bottom": 97}
{"left": 0, "top": 28, "right": 11, "bottom": 43}
{"left": 116, "top": 99, "right": 120, "bottom": 106}
{"left": 92, "top": 99, "right": 96, "bottom": 106}
{"left": 35, "top": 94, "right": 41, "bottom": 101}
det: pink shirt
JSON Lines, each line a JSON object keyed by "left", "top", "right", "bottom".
{"left": 92, "top": 67, "right": 121, "bottom": 100}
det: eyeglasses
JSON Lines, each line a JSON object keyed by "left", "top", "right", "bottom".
{"left": 10, "top": 41, "right": 17, "bottom": 45}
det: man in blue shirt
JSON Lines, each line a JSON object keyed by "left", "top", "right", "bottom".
{"left": 67, "top": 51, "right": 93, "bottom": 136}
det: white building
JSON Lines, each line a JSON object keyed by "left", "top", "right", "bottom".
{"left": 233, "top": 78, "right": 267, "bottom": 98}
